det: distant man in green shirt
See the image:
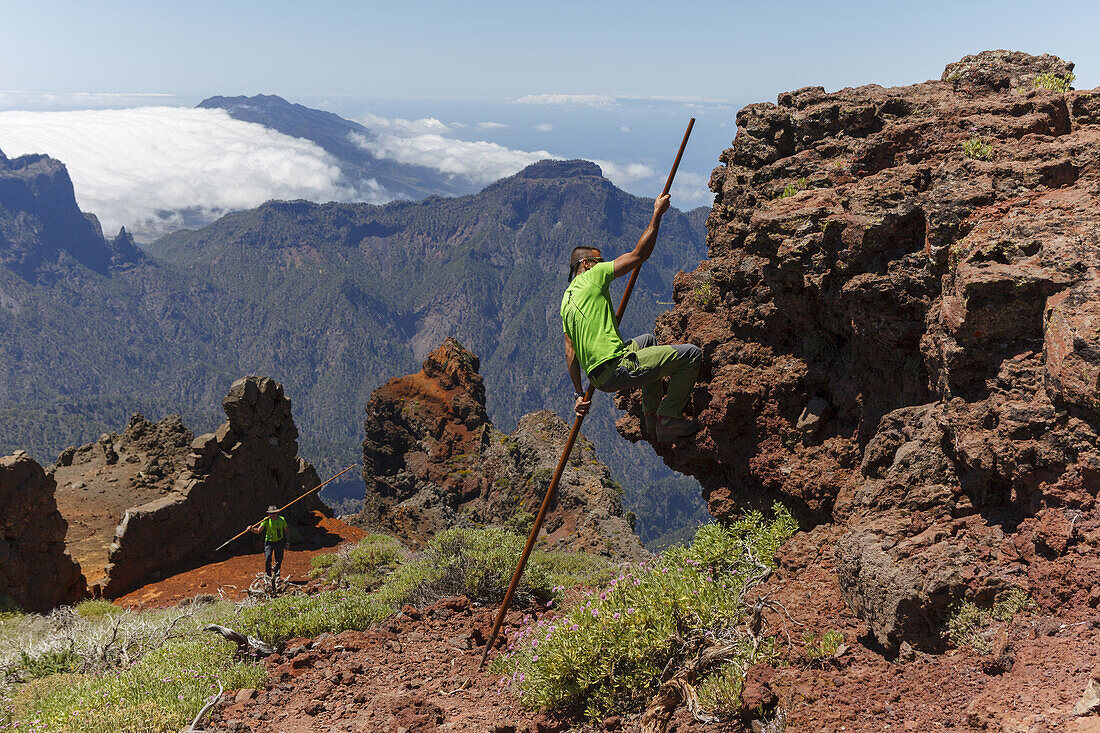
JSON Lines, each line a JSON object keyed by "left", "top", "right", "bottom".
{"left": 250, "top": 506, "right": 288, "bottom": 594}
{"left": 561, "top": 193, "right": 702, "bottom": 442}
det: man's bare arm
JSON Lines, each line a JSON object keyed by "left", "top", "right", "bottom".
{"left": 613, "top": 194, "right": 671, "bottom": 278}
{"left": 564, "top": 334, "right": 591, "bottom": 416}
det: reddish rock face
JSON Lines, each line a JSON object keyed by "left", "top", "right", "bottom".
{"left": 619, "top": 51, "right": 1100, "bottom": 650}
{"left": 0, "top": 452, "right": 86, "bottom": 611}
{"left": 362, "top": 338, "right": 647, "bottom": 561}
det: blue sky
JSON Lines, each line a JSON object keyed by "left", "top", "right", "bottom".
{"left": 1, "top": 1, "right": 1095, "bottom": 237}
{"left": 5, "top": 0, "right": 1097, "bottom": 99}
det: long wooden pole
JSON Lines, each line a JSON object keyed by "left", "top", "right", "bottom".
{"left": 214, "top": 464, "right": 357, "bottom": 551}
{"left": 480, "top": 118, "right": 696, "bottom": 668}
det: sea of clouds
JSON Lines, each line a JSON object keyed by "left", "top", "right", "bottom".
{"left": 0, "top": 103, "right": 674, "bottom": 241}
{"left": 352, "top": 113, "right": 654, "bottom": 189}
{"left": 0, "top": 107, "right": 358, "bottom": 239}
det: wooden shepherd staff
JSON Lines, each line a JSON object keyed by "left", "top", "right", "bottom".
{"left": 480, "top": 118, "right": 696, "bottom": 667}
{"left": 214, "top": 464, "right": 357, "bottom": 552}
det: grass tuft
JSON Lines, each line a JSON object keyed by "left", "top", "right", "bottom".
{"left": 1032, "top": 72, "right": 1075, "bottom": 92}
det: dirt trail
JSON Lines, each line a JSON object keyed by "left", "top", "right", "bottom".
{"left": 114, "top": 512, "right": 364, "bottom": 609}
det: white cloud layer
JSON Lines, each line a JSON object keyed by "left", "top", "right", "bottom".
{"left": 0, "top": 90, "right": 188, "bottom": 111}
{"left": 353, "top": 114, "right": 557, "bottom": 186}
{"left": 0, "top": 107, "right": 358, "bottom": 239}
{"left": 514, "top": 94, "right": 619, "bottom": 107}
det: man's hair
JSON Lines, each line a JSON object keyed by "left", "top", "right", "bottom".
{"left": 568, "top": 246, "right": 602, "bottom": 282}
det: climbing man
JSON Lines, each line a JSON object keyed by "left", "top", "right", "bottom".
{"left": 250, "top": 505, "right": 288, "bottom": 594}
{"left": 562, "top": 193, "right": 702, "bottom": 441}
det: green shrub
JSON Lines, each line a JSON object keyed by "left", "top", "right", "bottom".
{"left": 383, "top": 527, "right": 607, "bottom": 608}
{"left": 1033, "top": 72, "right": 1075, "bottom": 92}
{"left": 74, "top": 600, "right": 123, "bottom": 620}
{"left": 495, "top": 504, "right": 797, "bottom": 719}
{"left": 309, "top": 534, "right": 404, "bottom": 587}
{"left": 802, "top": 629, "right": 844, "bottom": 662}
{"left": 244, "top": 527, "right": 607, "bottom": 645}
{"left": 693, "top": 280, "right": 713, "bottom": 308}
{"left": 16, "top": 648, "right": 81, "bottom": 679}
{"left": 962, "top": 137, "right": 993, "bottom": 161}
{"left": 7, "top": 636, "right": 264, "bottom": 733}
{"left": 505, "top": 510, "right": 536, "bottom": 536}
{"left": 239, "top": 588, "right": 392, "bottom": 645}
{"left": 945, "top": 588, "right": 1030, "bottom": 650}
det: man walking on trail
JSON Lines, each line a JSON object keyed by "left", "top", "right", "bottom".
{"left": 562, "top": 193, "right": 702, "bottom": 442}
{"left": 250, "top": 506, "right": 288, "bottom": 594}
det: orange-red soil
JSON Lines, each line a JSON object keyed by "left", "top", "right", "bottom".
{"left": 114, "top": 512, "right": 365, "bottom": 609}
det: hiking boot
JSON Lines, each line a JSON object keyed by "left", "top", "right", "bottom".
{"left": 655, "top": 415, "right": 700, "bottom": 442}
{"left": 643, "top": 412, "right": 657, "bottom": 436}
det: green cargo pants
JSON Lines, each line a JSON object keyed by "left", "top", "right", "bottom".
{"left": 588, "top": 334, "right": 702, "bottom": 418}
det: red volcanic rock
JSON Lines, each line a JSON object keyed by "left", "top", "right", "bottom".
{"left": 0, "top": 452, "right": 86, "bottom": 610}
{"left": 362, "top": 338, "right": 646, "bottom": 561}
{"left": 618, "top": 51, "right": 1100, "bottom": 652}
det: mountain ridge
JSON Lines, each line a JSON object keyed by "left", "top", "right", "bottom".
{"left": 0, "top": 151, "right": 709, "bottom": 544}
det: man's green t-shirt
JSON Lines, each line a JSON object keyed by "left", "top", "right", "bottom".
{"left": 561, "top": 261, "right": 626, "bottom": 374}
{"left": 259, "top": 516, "right": 287, "bottom": 543}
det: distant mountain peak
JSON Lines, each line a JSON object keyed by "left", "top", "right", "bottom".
{"left": 516, "top": 159, "right": 604, "bottom": 180}
{"left": 196, "top": 94, "right": 477, "bottom": 201}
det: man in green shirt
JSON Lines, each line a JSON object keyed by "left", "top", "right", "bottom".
{"left": 250, "top": 506, "right": 288, "bottom": 594}
{"left": 561, "top": 194, "right": 702, "bottom": 442}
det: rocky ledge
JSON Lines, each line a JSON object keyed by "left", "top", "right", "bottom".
{"left": 618, "top": 50, "right": 1100, "bottom": 653}
{"left": 362, "top": 338, "right": 647, "bottom": 562}
{"left": 0, "top": 451, "right": 85, "bottom": 612}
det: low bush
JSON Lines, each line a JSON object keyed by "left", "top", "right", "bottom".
{"left": 247, "top": 527, "right": 607, "bottom": 644}
{"left": 380, "top": 527, "right": 609, "bottom": 608}
{"left": 239, "top": 589, "right": 392, "bottom": 645}
{"left": 1, "top": 601, "right": 257, "bottom": 733}
{"left": 309, "top": 534, "right": 404, "bottom": 588}
{"left": 946, "top": 588, "right": 1030, "bottom": 650}
{"left": 4, "top": 637, "right": 264, "bottom": 733}
{"left": 495, "top": 504, "right": 797, "bottom": 719}
{"left": 963, "top": 137, "right": 993, "bottom": 160}
{"left": 802, "top": 629, "right": 844, "bottom": 662}
{"left": 74, "top": 600, "right": 123, "bottom": 620}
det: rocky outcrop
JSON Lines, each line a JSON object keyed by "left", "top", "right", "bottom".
{"left": 0, "top": 452, "right": 85, "bottom": 611}
{"left": 619, "top": 51, "right": 1100, "bottom": 651}
{"left": 0, "top": 149, "right": 111, "bottom": 281}
{"left": 362, "top": 338, "right": 647, "bottom": 562}
{"left": 88, "top": 377, "right": 324, "bottom": 597}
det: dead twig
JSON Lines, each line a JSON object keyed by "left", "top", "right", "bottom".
{"left": 203, "top": 624, "right": 276, "bottom": 658}
{"left": 186, "top": 677, "right": 223, "bottom": 732}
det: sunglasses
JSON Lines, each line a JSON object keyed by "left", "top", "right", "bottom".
{"left": 577, "top": 257, "right": 604, "bottom": 266}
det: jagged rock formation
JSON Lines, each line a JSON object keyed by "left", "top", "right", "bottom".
{"left": 362, "top": 338, "right": 647, "bottom": 561}
{"left": 0, "top": 451, "right": 86, "bottom": 611}
{"left": 53, "top": 413, "right": 195, "bottom": 585}
{"left": 51, "top": 377, "right": 324, "bottom": 598}
{"left": 620, "top": 51, "right": 1100, "bottom": 651}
